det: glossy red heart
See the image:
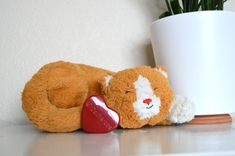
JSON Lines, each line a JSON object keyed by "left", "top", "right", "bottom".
{"left": 82, "top": 95, "right": 120, "bottom": 133}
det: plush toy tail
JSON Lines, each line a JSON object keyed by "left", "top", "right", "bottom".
{"left": 22, "top": 61, "right": 115, "bottom": 132}
{"left": 22, "top": 61, "right": 85, "bottom": 132}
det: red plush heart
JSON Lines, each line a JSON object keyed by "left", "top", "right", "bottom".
{"left": 82, "top": 95, "right": 120, "bottom": 133}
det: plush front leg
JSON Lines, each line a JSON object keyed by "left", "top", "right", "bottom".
{"left": 167, "top": 95, "right": 195, "bottom": 124}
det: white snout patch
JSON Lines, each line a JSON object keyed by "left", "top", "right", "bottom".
{"left": 133, "top": 75, "right": 161, "bottom": 119}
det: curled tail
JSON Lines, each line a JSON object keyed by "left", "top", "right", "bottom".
{"left": 22, "top": 61, "right": 88, "bottom": 132}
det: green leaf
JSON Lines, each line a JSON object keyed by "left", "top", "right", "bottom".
{"left": 192, "top": 0, "right": 200, "bottom": 11}
{"left": 170, "top": 0, "right": 182, "bottom": 14}
{"left": 207, "top": 0, "right": 213, "bottom": 10}
{"left": 159, "top": 11, "right": 172, "bottom": 19}
{"left": 182, "top": 0, "right": 200, "bottom": 12}
{"left": 159, "top": 0, "right": 227, "bottom": 19}
{"left": 165, "top": 0, "right": 173, "bottom": 14}
{"left": 201, "top": 0, "right": 206, "bottom": 10}
{"left": 182, "top": 0, "right": 189, "bottom": 12}
{"left": 217, "top": 0, "right": 223, "bottom": 10}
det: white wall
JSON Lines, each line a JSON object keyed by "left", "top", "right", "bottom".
{"left": 0, "top": 0, "right": 165, "bottom": 124}
{"left": 0, "top": 0, "right": 235, "bottom": 125}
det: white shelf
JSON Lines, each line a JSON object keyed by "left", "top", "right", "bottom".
{"left": 1, "top": 114, "right": 235, "bottom": 156}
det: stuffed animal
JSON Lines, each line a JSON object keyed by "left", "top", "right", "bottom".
{"left": 22, "top": 61, "right": 194, "bottom": 132}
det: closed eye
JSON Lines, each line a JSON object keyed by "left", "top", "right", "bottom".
{"left": 125, "top": 90, "right": 133, "bottom": 94}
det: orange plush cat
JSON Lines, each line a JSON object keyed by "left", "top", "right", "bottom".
{"left": 22, "top": 61, "right": 194, "bottom": 132}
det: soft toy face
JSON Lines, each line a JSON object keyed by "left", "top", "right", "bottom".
{"left": 133, "top": 75, "right": 161, "bottom": 119}
{"left": 101, "top": 66, "right": 174, "bottom": 128}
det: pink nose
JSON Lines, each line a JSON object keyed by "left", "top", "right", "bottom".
{"left": 143, "top": 98, "right": 152, "bottom": 105}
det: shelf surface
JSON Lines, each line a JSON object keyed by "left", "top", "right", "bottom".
{"left": 1, "top": 114, "right": 235, "bottom": 156}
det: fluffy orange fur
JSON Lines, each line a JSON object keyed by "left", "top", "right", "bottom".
{"left": 100, "top": 66, "right": 173, "bottom": 128}
{"left": 22, "top": 61, "right": 113, "bottom": 132}
{"left": 22, "top": 61, "right": 173, "bottom": 132}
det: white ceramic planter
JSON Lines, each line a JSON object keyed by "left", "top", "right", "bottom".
{"left": 151, "top": 11, "right": 235, "bottom": 115}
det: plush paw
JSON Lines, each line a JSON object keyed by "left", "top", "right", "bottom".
{"left": 167, "top": 95, "right": 195, "bottom": 124}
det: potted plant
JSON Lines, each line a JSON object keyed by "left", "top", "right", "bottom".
{"left": 151, "top": 0, "right": 235, "bottom": 119}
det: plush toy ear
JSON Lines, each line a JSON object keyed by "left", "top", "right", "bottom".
{"left": 100, "top": 75, "right": 113, "bottom": 93}
{"left": 104, "top": 75, "right": 113, "bottom": 87}
{"left": 155, "top": 66, "right": 168, "bottom": 78}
